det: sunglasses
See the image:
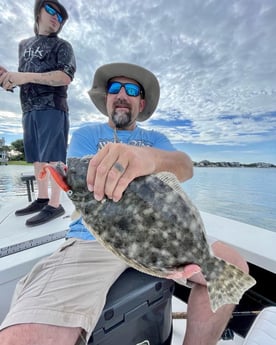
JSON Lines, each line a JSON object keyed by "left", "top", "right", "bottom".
{"left": 44, "top": 4, "right": 63, "bottom": 23}
{"left": 107, "top": 81, "right": 144, "bottom": 97}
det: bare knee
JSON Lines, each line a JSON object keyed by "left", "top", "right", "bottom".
{"left": 211, "top": 241, "right": 249, "bottom": 274}
{"left": 0, "top": 324, "right": 83, "bottom": 345}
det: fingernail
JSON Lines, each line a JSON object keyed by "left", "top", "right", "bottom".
{"left": 88, "top": 184, "right": 94, "bottom": 191}
{"left": 94, "top": 193, "right": 101, "bottom": 201}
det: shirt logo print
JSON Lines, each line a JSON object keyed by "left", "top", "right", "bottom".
{"left": 23, "top": 46, "right": 44, "bottom": 60}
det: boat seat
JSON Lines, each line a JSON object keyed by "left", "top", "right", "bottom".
{"left": 20, "top": 173, "right": 36, "bottom": 202}
{"left": 88, "top": 268, "right": 174, "bottom": 345}
{"left": 243, "top": 306, "right": 276, "bottom": 345}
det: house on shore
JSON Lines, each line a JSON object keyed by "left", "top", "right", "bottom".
{"left": 0, "top": 137, "right": 8, "bottom": 165}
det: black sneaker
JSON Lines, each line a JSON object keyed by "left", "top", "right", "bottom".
{"left": 15, "top": 199, "right": 49, "bottom": 216}
{"left": 25, "top": 205, "right": 65, "bottom": 227}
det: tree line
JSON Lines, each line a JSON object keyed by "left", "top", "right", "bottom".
{"left": 0, "top": 139, "right": 25, "bottom": 161}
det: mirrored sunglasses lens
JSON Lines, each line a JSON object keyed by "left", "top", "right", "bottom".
{"left": 108, "top": 82, "right": 121, "bottom": 94}
{"left": 57, "top": 13, "right": 63, "bottom": 23}
{"left": 125, "top": 84, "right": 140, "bottom": 96}
{"left": 45, "top": 4, "right": 63, "bottom": 23}
{"left": 45, "top": 4, "right": 55, "bottom": 15}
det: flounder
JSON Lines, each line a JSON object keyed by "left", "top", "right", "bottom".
{"left": 40, "top": 156, "right": 256, "bottom": 312}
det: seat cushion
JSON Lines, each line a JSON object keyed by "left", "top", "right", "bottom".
{"left": 243, "top": 307, "right": 276, "bottom": 345}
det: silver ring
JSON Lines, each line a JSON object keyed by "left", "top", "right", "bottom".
{"left": 113, "top": 162, "right": 125, "bottom": 173}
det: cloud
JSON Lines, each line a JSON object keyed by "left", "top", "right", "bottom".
{"left": 0, "top": 0, "right": 275, "bottom": 163}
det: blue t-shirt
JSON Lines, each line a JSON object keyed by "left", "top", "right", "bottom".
{"left": 66, "top": 122, "right": 176, "bottom": 240}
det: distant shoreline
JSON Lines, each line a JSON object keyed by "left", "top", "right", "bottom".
{"left": 194, "top": 160, "right": 276, "bottom": 168}
{"left": 0, "top": 161, "right": 32, "bottom": 166}
{"left": 1, "top": 161, "right": 275, "bottom": 168}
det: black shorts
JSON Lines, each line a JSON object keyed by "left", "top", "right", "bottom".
{"left": 23, "top": 109, "right": 69, "bottom": 163}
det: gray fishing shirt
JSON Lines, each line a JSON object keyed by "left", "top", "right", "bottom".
{"left": 18, "top": 33, "right": 76, "bottom": 113}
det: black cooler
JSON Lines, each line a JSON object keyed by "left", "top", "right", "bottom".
{"left": 88, "top": 268, "right": 175, "bottom": 345}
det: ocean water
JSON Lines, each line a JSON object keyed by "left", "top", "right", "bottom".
{"left": 0, "top": 165, "right": 36, "bottom": 203}
{"left": 0, "top": 165, "right": 275, "bottom": 232}
{"left": 182, "top": 167, "right": 275, "bottom": 233}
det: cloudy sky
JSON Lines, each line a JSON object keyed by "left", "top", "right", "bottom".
{"left": 0, "top": 0, "right": 275, "bottom": 164}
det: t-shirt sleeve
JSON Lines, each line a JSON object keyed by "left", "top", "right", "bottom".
{"left": 56, "top": 41, "right": 76, "bottom": 80}
{"left": 67, "top": 126, "right": 98, "bottom": 158}
{"left": 150, "top": 130, "right": 176, "bottom": 151}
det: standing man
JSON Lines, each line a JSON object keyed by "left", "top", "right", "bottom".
{"left": 0, "top": 62, "right": 249, "bottom": 345}
{"left": 0, "top": 0, "right": 76, "bottom": 226}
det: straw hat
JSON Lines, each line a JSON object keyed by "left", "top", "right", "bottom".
{"left": 88, "top": 63, "right": 160, "bottom": 121}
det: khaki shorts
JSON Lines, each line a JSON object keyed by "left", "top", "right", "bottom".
{"left": 0, "top": 239, "right": 128, "bottom": 341}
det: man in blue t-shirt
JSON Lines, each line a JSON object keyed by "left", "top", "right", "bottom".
{"left": 0, "top": 63, "right": 250, "bottom": 345}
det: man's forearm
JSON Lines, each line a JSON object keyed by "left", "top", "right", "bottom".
{"left": 2, "top": 70, "right": 71, "bottom": 88}
{"left": 146, "top": 147, "right": 194, "bottom": 182}
{"left": 23, "top": 70, "right": 71, "bottom": 86}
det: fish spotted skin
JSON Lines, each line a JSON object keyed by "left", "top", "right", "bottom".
{"left": 59, "top": 156, "right": 256, "bottom": 312}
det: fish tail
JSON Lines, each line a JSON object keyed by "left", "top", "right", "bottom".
{"left": 205, "top": 257, "right": 256, "bottom": 312}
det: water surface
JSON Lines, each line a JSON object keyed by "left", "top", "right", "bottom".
{"left": 0, "top": 165, "right": 36, "bottom": 205}
{"left": 0, "top": 165, "right": 275, "bottom": 232}
{"left": 182, "top": 167, "right": 275, "bottom": 232}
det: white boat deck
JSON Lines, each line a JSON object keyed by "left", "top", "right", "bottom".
{"left": 0, "top": 192, "right": 74, "bottom": 250}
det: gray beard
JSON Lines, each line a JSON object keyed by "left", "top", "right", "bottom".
{"left": 111, "top": 110, "right": 132, "bottom": 129}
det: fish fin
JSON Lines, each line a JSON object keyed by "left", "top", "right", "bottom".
{"left": 71, "top": 209, "right": 81, "bottom": 220}
{"left": 206, "top": 258, "right": 256, "bottom": 312}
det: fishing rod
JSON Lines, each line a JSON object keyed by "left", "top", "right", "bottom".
{"left": 172, "top": 310, "right": 261, "bottom": 319}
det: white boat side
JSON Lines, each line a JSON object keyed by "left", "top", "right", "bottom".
{"left": 201, "top": 211, "right": 276, "bottom": 274}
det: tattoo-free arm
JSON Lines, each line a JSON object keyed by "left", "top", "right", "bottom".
{"left": 146, "top": 147, "right": 193, "bottom": 182}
